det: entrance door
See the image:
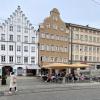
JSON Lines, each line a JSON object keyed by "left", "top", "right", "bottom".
{"left": 17, "top": 67, "right": 23, "bottom": 76}
{"left": 2, "top": 66, "right": 13, "bottom": 76}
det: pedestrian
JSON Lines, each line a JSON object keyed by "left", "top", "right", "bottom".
{"left": 9, "top": 72, "right": 17, "bottom": 94}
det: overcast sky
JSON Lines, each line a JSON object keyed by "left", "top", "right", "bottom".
{"left": 0, "top": 0, "right": 100, "bottom": 29}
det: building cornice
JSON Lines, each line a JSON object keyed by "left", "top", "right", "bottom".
{"left": 65, "top": 23, "right": 100, "bottom": 32}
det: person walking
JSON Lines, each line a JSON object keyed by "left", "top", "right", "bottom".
{"left": 9, "top": 72, "right": 17, "bottom": 94}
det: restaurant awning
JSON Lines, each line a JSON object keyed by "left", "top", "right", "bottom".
{"left": 68, "top": 63, "right": 90, "bottom": 68}
{"left": 42, "top": 63, "right": 71, "bottom": 69}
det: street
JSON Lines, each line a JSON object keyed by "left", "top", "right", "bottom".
{"left": 0, "top": 77, "right": 100, "bottom": 100}
{"left": 0, "top": 86, "right": 100, "bottom": 100}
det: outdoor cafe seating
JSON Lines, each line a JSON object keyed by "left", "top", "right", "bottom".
{"left": 41, "top": 63, "right": 90, "bottom": 83}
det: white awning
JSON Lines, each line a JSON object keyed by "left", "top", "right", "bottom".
{"left": 26, "top": 65, "right": 40, "bottom": 69}
{"left": 13, "top": 65, "right": 41, "bottom": 70}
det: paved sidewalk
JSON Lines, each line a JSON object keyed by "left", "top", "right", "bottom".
{"left": 0, "top": 77, "right": 100, "bottom": 96}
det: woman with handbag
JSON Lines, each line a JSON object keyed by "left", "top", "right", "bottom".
{"left": 9, "top": 72, "right": 17, "bottom": 94}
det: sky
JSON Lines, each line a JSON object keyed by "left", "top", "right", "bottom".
{"left": 0, "top": 0, "right": 100, "bottom": 29}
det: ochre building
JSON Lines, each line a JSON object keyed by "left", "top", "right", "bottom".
{"left": 38, "top": 8, "right": 69, "bottom": 67}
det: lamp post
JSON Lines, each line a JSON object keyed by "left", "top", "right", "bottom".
{"left": 70, "top": 27, "right": 73, "bottom": 64}
{"left": 67, "top": 24, "right": 74, "bottom": 74}
{"left": 70, "top": 27, "right": 75, "bottom": 75}
{"left": 67, "top": 24, "right": 73, "bottom": 64}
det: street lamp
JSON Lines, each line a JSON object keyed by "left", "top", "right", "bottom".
{"left": 68, "top": 24, "right": 74, "bottom": 74}
{"left": 66, "top": 23, "right": 73, "bottom": 64}
{"left": 70, "top": 27, "right": 73, "bottom": 64}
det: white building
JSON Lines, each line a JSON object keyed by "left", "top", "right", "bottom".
{"left": 0, "top": 6, "right": 40, "bottom": 76}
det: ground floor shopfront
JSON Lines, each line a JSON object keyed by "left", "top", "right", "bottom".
{"left": 0, "top": 64, "right": 40, "bottom": 77}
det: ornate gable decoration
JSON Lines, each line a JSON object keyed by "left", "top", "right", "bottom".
{"left": 2, "top": 6, "right": 34, "bottom": 31}
{"left": 40, "top": 8, "right": 66, "bottom": 33}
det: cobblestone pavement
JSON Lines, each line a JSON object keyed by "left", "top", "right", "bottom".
{"left": 0, "top": 76, "right": 100, "bottom": 97}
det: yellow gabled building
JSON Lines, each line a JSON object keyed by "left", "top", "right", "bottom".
{"left": 38, "top": 8, "right": 69, "bottom": 67}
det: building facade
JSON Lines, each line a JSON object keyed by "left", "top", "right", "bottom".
{"left": 38, "top": 8, "right": 69, "bottom": 67}
{"left": 0, "top": 6, "right": 39, "bottom": 76}
{"left": 66, "top": 23, "right": 100, "bottom": 70}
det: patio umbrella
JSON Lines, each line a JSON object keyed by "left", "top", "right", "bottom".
{"left": 68, "top": 63, "right": 90, "bottom": 68}
{"left": 42, "top": 63, "right": 70, "bottom": 69}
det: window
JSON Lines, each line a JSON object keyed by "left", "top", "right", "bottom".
{"left": 24, "top": 36, "right": 28, "bottom": 43}
{"left": 52, "top": 24, "right": 57, "bottom": 30}
{"left": 84, "top": 46, "right": 88, "bottom": 52}
{"left": 93, "top": 57, "right": 96, "bottom": 62}
{"left": 84, "top": 56, "right": 87, "bottom": 61}
{"left": 1, "top": 34, "right": 5, "bottom": 41}
{"left": 41, "top": 34, "right": 45, "bottom": 38}
{"left": 80, "top": 35, "right": 84, "bottom": 41}
{"left": 51, "top": 34, "right": 54, "bottom": 39}
{"left": 60, "top": 26, "right": 64, "bottom": 31}
{"left": 46, "top": 34, "right": 50, "bottom": 39}
{"left": 17, "top": 56, "right": 21, "bottom": 63}
{"left": 89, "top": 56, "right": 92, "bottom": 61}
{"left": 63, "top": 58, "right": 67, "bottom": 63}
{"left": 24, "top": 27, "right": 28, "bottom": 33}
{"left": 17, "top": 18, "right": 20, "bottom": 22}
{"left": 9, "top": 25, "right": 13, "bottom": 31}
{"left": 75, "top": 45, "right": 79, "bottom": 51}
{"left": 32, "top": 37, "right": 35, "bottom": 43}
{"left": 24, "top": 57, "right": 28, "bottom": 63}
{"left": 9, "top": 56, "right": 13, "bottom": 63}
{"left": 31, "top": 57, "right": 35, "bottom": 63}
{"left": 17, "top": 46, "right": 21, "bottom": 51}
{"left": 75, "top": 55, "right": 79, "bottom": 60}
{"left": 97, "top": 47, "right": 99, "bottom": 53}
{"left": 64, "top": 47, "right": 68, "bottom": 52}
{"left": 80, "top": 55, "right": 83, "bottom": 61}
{"left": 1, "top": 55, "right": 5, "bottom": 62}
{"left": 89, "top": 46, "right": 92, "bottom": 52}
{"left": 75, "top": 34, "right": 79, "bottom": 40}
{"left": 93, "top": 47, "right": 96, "bottom": 52}
{"left": 85, "top": 35, "right": 88, "bottom": 41}
{"left": 31, "top": 46, "right": 35, "bottom": 52}
{"left": 50, "top": 57, "right": 54, "bottom": 62}
{"left": 89, "top": 36, "right": 92, "bottom": 42}
{"left": 1, "top": 45, "right": 5, "bottom": 50}
{"left": 53, "top": 16, "right": 58, "bottom": 21}
{"left": 60, "top": 36, "right": 64, "bottom": 41}
{"left": 97, "top": 37, "right": 100, "bottom": 43}
{"left": 46, "top": 24, "right": 50, "bottom": 28}
{"left": 58, "top": 58, "right": 62, "bottom": 62}
{"left": 93, "top": 37, "right": 96, "bottom": 42}
{"left": 42, "top": 56, "right": 48, "bottom": 62}
{"left": 80, "top": 45, "right": 83, "bottom": 52}
{"left": 9, "top": 45, "right": 13, "bottom": 51}
{"left": 17, "top": 35, "right": 21, "bottom": 42}
{"left": 17, "top": 25, "right": 21, "bottom": 32}
{"left": 24, "top": 46, "right": 28, "bottom": 52}
{"left": 9, "top": 35, "right": 13, "bottom": 41}
{"left": 46, "top": 45, "right": 49, "bottom": 51}
{"left": 97, "top": 57, "right": 99, "bottom": 62}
